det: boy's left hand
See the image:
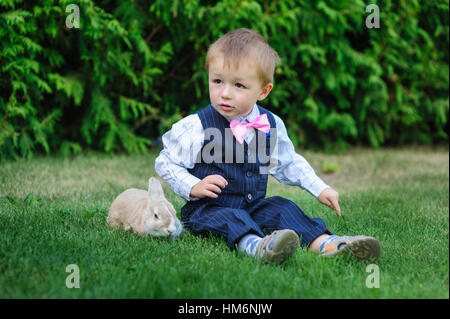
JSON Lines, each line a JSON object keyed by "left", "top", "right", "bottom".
{"left": 318, "top": 188, "right": 341, "bottom": 216}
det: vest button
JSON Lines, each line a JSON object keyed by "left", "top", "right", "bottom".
{"left": 246, "top": 171, "right": 253, "bottom": 177}
{"left": 247, "top": 193, "right": 253, "bottom": 200}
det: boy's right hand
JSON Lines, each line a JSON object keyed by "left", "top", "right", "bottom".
{"left": 190, "top": 175, "right": 228, "bottom": 199}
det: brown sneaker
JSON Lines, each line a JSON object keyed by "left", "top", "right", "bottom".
{"left": 255, "top": 229, "right": 299, "bottom": 264}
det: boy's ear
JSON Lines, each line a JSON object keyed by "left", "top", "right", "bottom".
{"left": 257, "top": 82, "right": 273, "bottom": 101}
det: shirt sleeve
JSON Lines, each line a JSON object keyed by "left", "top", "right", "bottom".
{"left": 269, "top": 114, "right": 330, "bottom": 198}
{"left": 154, "top": 114, "right": 203, "bottom": 202}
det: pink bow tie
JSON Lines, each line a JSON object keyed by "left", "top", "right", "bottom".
{"left": 230, "top": 113, "right": 270, "bottom": 144}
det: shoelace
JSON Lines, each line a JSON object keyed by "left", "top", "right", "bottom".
{"left": 255, "top": 230, "right": 281, "bottom": 258}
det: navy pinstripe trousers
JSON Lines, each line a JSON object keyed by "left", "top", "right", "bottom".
{"left": 181, "top": 196, "right": 331, "bottom": 250}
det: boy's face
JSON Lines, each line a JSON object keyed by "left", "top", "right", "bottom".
{"left": 208, "top": 55, "right": 273, "bottom": 118}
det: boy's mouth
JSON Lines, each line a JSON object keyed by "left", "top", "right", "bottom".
{"left": 220, "top": 103, "right": 234, "bottom": 111}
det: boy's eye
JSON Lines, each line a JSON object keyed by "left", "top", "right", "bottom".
{"left": 213, "top": 79, "right": 222, "bottom": 84}
{"left": 235, "top": 83, "right": 246, "bottom": 89}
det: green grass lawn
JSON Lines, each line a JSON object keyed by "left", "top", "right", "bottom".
{"left": 0, "top": 146, "right": 448, "bottom": 298}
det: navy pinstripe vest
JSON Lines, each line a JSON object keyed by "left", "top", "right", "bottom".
{"left": 181, "top": 104, "right": 277, "bottom": 215}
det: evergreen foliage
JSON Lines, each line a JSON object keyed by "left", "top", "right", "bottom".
{"left": 0, "top": 0, "right": 448, "bottom": 159}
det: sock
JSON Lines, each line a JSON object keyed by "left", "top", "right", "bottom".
{"left": 319, "top": 235, "right": 346, "bottom": 253}
{"left": 238, "top": 234, "right": 262, "bottom": 256}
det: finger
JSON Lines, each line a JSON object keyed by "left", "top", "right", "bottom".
{"left": 334, "top": 203, "right": 341, "bottom": 216}
{"left": 323, "top": 197, "right": 338, "bottom": 215}
{"left": 330, "top": 198, "right": 341, "bottom": 216}
{"left": 335, "top": 202, "right": 341, "bottom": 216}
{"left": 217, "top": 175, "right": 228, "bottom": 187}
{"left": 210, "top": 175, "right": 228, "bottom": 188}
{"left": 322, "top": 198, "right": 333, "bottom": 209}
{"left": 204, "top": 190, "right": 218, "bottom": 199}
{"left": 206, "top": 183, "right": 222, "bottom": 194}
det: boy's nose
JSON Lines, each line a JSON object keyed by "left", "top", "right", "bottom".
{"left": 221, "top": 84, "right": 232, "bottom": 99}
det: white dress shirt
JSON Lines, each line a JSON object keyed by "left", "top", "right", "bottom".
{"left": 155, "top": 104, "right": 330, "bottom": 202}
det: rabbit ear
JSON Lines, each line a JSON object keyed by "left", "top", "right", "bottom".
{"left": 148, "top": 177, "right": 166, "bottom": 201}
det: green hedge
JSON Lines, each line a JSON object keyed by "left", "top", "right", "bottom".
{"left": 1, "top": 0, "right": 448, "bottom": 159}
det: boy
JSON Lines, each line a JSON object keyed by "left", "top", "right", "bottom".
{"left": 155, "top": 28, "right": 380, "bottom": 264}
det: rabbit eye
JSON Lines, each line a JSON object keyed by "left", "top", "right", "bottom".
{"left": 154, "top": 213, "right": 159, "bottom": 219}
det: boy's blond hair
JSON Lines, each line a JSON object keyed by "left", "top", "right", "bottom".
{"left": 205, "top": 28, "right": 280, "bottom": 86}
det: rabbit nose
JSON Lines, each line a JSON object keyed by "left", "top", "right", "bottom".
{"left": 168, "top": 230, "right": 173, "bottom": 235}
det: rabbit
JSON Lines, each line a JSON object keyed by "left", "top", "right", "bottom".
{"left": 107, "top": 177, "right": 182, "bottom": 237}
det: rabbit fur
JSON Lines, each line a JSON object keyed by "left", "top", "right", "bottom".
{"left": 107, "top": 177, "right": 182, "bottom": 237}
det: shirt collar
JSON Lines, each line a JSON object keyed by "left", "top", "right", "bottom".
{"left": 224, "top": 104, "right": 260, "bottom": 123}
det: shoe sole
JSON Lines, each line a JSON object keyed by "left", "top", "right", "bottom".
{"left": 262, "top": 230, "right": 299, "bottom": 265}
{"left": 322, "top": 237, "right": 381, "bottom": 261}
